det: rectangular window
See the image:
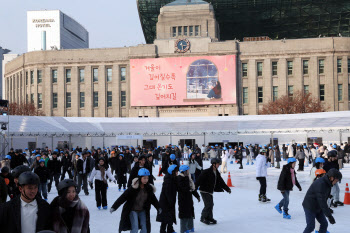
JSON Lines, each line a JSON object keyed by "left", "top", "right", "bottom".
{"left": 320, "top": 84, "right": 325, "bottom": 101}
{"left": 107, "top": 91, "right": 112, "bottom": 107}
{"left": 26, "top": 71, "right": 28, "bottom": 85}
{"left": 37, "top": 70, "right": 42, "bottom": 83}
{"left": 195, "top": 25, "right": 199, "bottom": 36}
{"left": 79, "top": 68, "right": 85, "bottom": 82}
{"left": 120, "top": 67, "right": 126, "bottom": 81}
{"left": 106, "top": 68, "right": 112, "bottom": 82}
{"left": 30, "top": 93, "right": 34, "bottom": 104}
{"left": 242, "top": 63, "right": 248, "bottom": 77}
{"left": 272, "top": 61, "right": 278, "bottom": 76}
{"left": 52, "top": 69, "right": 57, "bottom": 83}
{"left": 258, "top": 87, "right": 263, "bottom": 103}
{"left": 303, "top": 60, "right": 309, "bottom": 75}
{"left": 287, "top": 61, "right": 293, "bottom": 75}
{"left": 304, "top": 85, "right": 309, "bottom": 94}
{"left": 338, "top": 84, "right": 343, "bottom": 101}
{"left": 243, "top": 87, "right": 248, "bottom": 104}
{"left": 184, "top": 26, "right": 188, "bottom": 36}
{"left": 319, "top": 59, "right": 324, "bottom": 74}
{"left": 349, "top": 84, "right": 350, "bottom": 100}
{"left": 178, "top": 26, "right": 182, "bottom": 36}
{"left": 37, "top": 93, "right": 42, "bottom": 108}
{"left": 189, "top": 26, "right": 193, "bottom": 36}
{"left": 30, "top": 71, "right": 34, "bottom": 84}
{"left": 121, "top": 91, "right": 126, "bottom": 107}
{"left": 337, "top": 59, "right": 342, "bottom": 73}
{"left": 80, "top": 92, "right": 85, "bottom": 108}
{"left": 273, "top": 86, "right": 278, "bottom": 101}
{"left": 288, "top": 85, "right": 294, "bottom": 98}
{"left": 65, "top": 69, "right": 71, "bottom": 83}
{"left": 348, "top": 59, "right": 350, "bottom": 73}
{"left": 93, "top": 92, "right": 98, "bottom": 107}
{"left": 93, "top": 68, "right": 98, "bottom": 82}
{"left": 172, "top": 27, "right": 176, "bottom": 37}
{"left": 53, "top": 93, "right": 58, "bottom": 108}
{"left": 26, "top": 94, "right": 28, "bottom": 104}
{"left": 257, "top": 62, "right": 263, "bottom": 76}
{"left": 66, "top": 92, "right": 71, "bottom": 108}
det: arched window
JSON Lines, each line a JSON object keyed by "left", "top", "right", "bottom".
{"left": 186, "top": 59, "right": 219, "bottom": 99}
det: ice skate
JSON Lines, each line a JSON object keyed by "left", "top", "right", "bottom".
{"left": 275, "top": 203, "right": 282, "bottom": 214}
{"left": 283, "top": 210, "right": 291, "bottom": 219}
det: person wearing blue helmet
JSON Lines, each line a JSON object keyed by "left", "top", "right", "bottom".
{"left": 303, "top": 145, "right": 311, "bottom": 168}
{"left": 177, "top": 164, "right": 200, "bottom": 233}
{"left": 1, "top": 155, "right": 11, "bottom": 171}
{"left": 275, "top": 157, "right": 302, "bottom": 219}
{"left": 159, "top": 153, "right": 179, "bottom": 177}
{"left": 208, "top": 146, "right": 217, "bottom": 161}
{"left": 110, "top": 168, "right": 159, "bottom": 233}
{"left": 156, "top": 164, "right": 178, "bottom": 233}
{"left": 10, "top": 148, "right": 28, "bottom": 169}
{"left": 183, "top": 144, "right": 190, "bottom": 161}
{"left": 30, "top": 154, "right": 43, "bottom": 171}
{"left": 295, "top": 144, "right": 306, "bottom": 171}
{"left": 34, "top": 159, "right": 50, "bottom": 200}
{"left": 309, "top": 157, "right": 326, "bottom": 184}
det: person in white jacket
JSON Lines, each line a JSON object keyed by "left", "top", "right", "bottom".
{"left": 287, "top": 144, "right": 294, "bottom": 158}
{"left": 221, "top": 147, "right": 230, "bottom": 173}
{"left": 256, "top": 148, "right": 270, "bottom": 202}
{"left": 89, "top": 157, "right": 116, "bottom": 209}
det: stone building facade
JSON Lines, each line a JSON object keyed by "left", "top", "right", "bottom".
{"left": 4, "top": 1, "right": 350, "bottom": 117}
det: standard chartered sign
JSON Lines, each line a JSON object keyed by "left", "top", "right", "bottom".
{"left": 32, "top": 19, "right": 55, "bottom": 28}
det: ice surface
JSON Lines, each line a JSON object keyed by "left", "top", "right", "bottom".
{"left": 46, "top": 159, "right": 350, "bottom": 233}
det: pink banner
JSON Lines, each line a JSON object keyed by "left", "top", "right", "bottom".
{"left": 130, "top": 55, "right": 236, "bottom": 106}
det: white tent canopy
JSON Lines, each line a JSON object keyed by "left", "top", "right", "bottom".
{"left": 1, "top": 111, "right": 350, "bottom": 137}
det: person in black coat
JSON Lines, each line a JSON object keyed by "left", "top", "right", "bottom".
{"left": 108, "top": 151, "right": 119, "bottom": 175}
{"left": 145, "top": 154, "right": 156, "bottom": 185}
{"left": 10, "top": 150, "right": 28, "bottom": 169}
{"left": 47, "top": 152, "right": 62, "bottom": 193}
{"left": 194, "top": 152, "right": 203, "bottom": 181}
{"left": 0, "top": 166, "right": 16, "bottom": 199}
{"left": 275, "top": 158, "right": 302, "bottom": 219}
{"left": 76, "top": 152, "right": 91, "bottom": 195}
{"left": 159, "top": 154, "right": 178, "bottom": 176}
{"left": 116, "top": 154, "right": 128, "bottom": 191}
{"left": 0, "top": 171, "right": 52, "bottom": 233}
{"left": 156, "top": 164, "right": 178, "bottom": 233}
{"left": 177, "top": 165, "right": 200, "bottom": 233}
{"left": 302, "top": 169, "right": 341, "bottom": 233}
{"left": 235, "top": 147, "right": 243, "bottom": 169}
{"left": 195, "top": 158, "right": 231, "bottom": 225}
{"left": 34, "top": 159, "right": 50, "bottom": 200}
{"left": 60, "top": 152, "right": 73, "bottom": 180}
{"left": 127, "top": 155, "right": 147, "bottom": 187}
{"left": 110, "top": 168, "right": 159, "bottom": 233}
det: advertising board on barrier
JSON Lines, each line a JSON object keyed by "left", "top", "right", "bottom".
{"left": 130, "top": 55, "right": 236, "bottom": 106}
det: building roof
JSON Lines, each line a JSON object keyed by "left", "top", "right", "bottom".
{"left": 1, "top": 111, "right": 350, "bottom": 137}
{"left": 166, "top": 0, "right": 208, "bottom": 6}
{"left": 137, "top": 0, "right": 350, "bottom": 44}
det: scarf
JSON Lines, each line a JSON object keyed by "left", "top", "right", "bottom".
{"left": 99, "top": 165, "right": 107, "bottom": 184}
{"left": 290, "top": 168, "right": 296, "bottom": 186}
{"left": 52, "top": 195, "right": 90, "bottom": 233}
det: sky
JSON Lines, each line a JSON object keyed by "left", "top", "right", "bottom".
{"left": 0, "top": 0, "right": 146, "bottom": 54}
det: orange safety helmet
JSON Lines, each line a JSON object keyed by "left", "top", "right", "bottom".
{"left": 315, "top": 169, "right": 326, "bottom": 177}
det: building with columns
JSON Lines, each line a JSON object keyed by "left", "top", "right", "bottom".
{"left": 3, "top": 0, "right": 350, "bottom": 117}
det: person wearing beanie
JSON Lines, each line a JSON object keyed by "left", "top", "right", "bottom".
{"left": 50, "top": 179, "right": 90, "bottom": 233}
{"left": 177, "top": 164, "right": 200, "bottom": 233}
{"left": 110, "top": 168, "right": 160, "bottom": 233}
{"left": 156, "top": 164, "right": 178, "bottom": 233}
{"left": 275, "top": 157, "right": 302, "bottom": 219}
{"left": 89, "top": 157, "right": 116, "bottom": 210}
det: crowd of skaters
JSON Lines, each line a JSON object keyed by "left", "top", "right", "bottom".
{"left": 0, "top": 141, "right": 347, "bottom": 233}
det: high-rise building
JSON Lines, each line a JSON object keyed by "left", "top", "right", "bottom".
{"left": 0, "top": 47, "right": 11, "bottom": 99}
{"left": 27, "top": 10, "right": 89, "bottom": 52}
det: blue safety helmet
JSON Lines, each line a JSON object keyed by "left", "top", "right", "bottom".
{"left": 54, "top": 149, "right": 59, "bottom": 152}
{"left": 25, "top": 148, "right": 28, "bottom": 150}
{"left": 170, "top": 154, "right": 176, "bottom": 160}
{"left": 179, "top": 165, "right": 190, "bottom": 173}
{"left": 333, "top": 145, "right": 337, "bottom": 149}
{"left": 215, "top": 144, "right": 218, "bottom": 147}
{"left": 229, "top": 146, "right": 232, "bottom": 148}
{"left": 168, "top": 164, "right": 178, "bottom": 175}
{"left": 5, "top": 155, "right": 11, "bottom": 160}
{"left": 72, "top": 148, "right": 76, "bottom": 151}
{"left": 297, "top": 144, "right": 300, "bottom": 147}
{"left": 211, "top": 146, "right": 214, "bottom": 148}
{"left": 223, "top": 147, "right": 227, "bottom": 150}
{"left": 39, "top": 159, "right": 45, "bottom": 163}
{"left": 136, "top": 150, "right": 139, "bottom": 153}
{"left": 303, "top": 145, "right": 307, "bottom": 149}
{"left": 36, "top": 154, "right": 41, "bottom": 158}
{"left": 269, "top": 147, "right": 272, "bottom": 149}
{"left": 119, "top": 154, "right": 124, "bottom": 157}
{"left": 138, "top": 168, "right": 150, "bottom": 177}
{"left": 315, "top": 157, "right": 325, "bottom": 163}
{"left": 32, "top": 150, "right": 36, "bottom": 154}
{"left": 288, "top": 158, "right": 297, "bottom": 164}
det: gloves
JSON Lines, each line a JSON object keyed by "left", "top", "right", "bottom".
{"left": 158, "top": 208, "right": 162, "bottom": 215}
{"left": 153, "top": 177, "right": 156, "bottom": 181}
{"left": 328, "top": 215, "right": 336, "bottom": 224}
{"left": 113, "top": 180, "right": 117, "bottom": 184}
{"left": 228, "top": 189, "right": 232, "bottom": 194}
{"left": 299, "top": 187, "right": 302, "bottom": 192}
{"left": 110, "top": 208, "right": 116, "bottom": 214}
{"left": 281, "top": 190, "right": 285, "bottom": 194}
{"left": 197, "top": 196, "right": 201, "bottom": 202}
{"left": 10, "top": 194, "right": 13, "bottom": 199}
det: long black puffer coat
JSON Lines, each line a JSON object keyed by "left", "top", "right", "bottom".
{"left": 111, "top": 178, "right": 159, "bottom": 233}
{"left": 116, "top": 158, "right": 127, "bottom": 185}
{"left": 177, "top": 173, "right": 200, "bottom": 219}
{"left": 195, "top": 165, "right": 230, "bottom": 194}
{"left": 156, "top": 173, "right": 177, "bottom": 224}
{"left": 277, "top": 163, "right": 301, "bottom": 191}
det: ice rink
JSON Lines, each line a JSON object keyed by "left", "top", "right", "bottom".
{"left": 45, "top": 159, "right": 349, "bottom": 233}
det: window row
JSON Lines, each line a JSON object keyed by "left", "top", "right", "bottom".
{"left": 171, "top": 25, "right": 200, "bottom": 37}
{"left": 24, "top": 67, "right": 127, "bottom": 85}
{"left": 242, "top": 84, "right": 346, "bottom": 104}
{"left": 26, "top": 91, "right": 127, "bottom": 109}
{"left": 241, "top": 58, "right": 350, "bottom": 77}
